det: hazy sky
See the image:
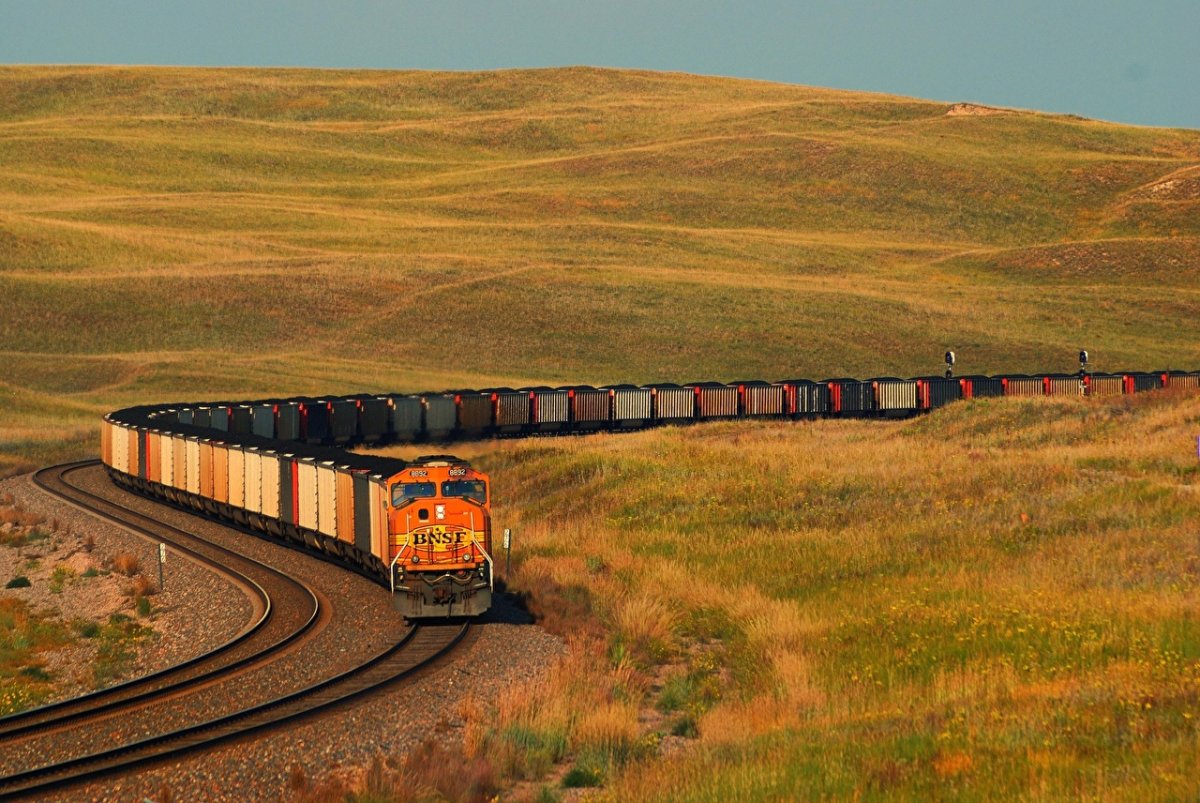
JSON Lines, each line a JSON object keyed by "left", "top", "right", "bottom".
{"left": 2, "top": 1, "right": 1196, "bottom": 129}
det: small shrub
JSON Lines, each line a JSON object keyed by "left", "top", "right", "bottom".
{"left": 671, "top": 717, "right": 698, "bottom": 738}
{"left": 93, "top": 613, "right": 153, "bottom": 687}
{"left": 5, "top": 576, "right": 31, "bottom": 589}
{"left": 25, "top": 528, "right": 49, "bottom": 544}
{"left": 83, "top": 534, "right": 95, "bottom": 552}
{"left": 131, "top": 574, "right": 157, "bottom": 597}
{"left": 0, "top": 502, "right": 44, "bottom": 528}
{"left": 562, "top": 762, "right": 604, "bottom": 788}
{"left": 285, "top": 764, "right": 307, "bottom": 794}
{"left": 81, "top": 567, "right": 99, "bottom": 578}
{"left": 48, "top": 566, "right": 74, "bottom": 594}
{"left": 19, "top": 665, "right": 51, "bottom": 682}
{"left": 135, "top": 596, "right": 152, "bottom": 617}
{"left": 112, "top": 552, "right": 141, "bottom": 577}
{"left": 77, "top": 621, "right": 101, "bottom": 638}
{"left": 394, "top": 738, "right": 498, "bottom": 802}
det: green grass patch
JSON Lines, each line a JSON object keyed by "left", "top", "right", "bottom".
{"left": 0, "top": 598, "right": 73, "bottom": 715}
{"left": 92, "top": 613, "right": 154, "bottom": 688}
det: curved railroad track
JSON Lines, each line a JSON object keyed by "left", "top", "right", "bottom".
{"left": 0, "top": 462, "right": 470, "bottom": 800}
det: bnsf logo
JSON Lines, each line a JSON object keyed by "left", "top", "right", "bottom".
{"left": 411, "top": 531, "right": 466, "bottom": 546}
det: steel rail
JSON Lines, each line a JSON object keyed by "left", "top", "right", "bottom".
{"left": 0, "top": 461, "right": 321, "bottom": 741}
{"left": 0, "top": 622, "right": 469, "bottom": 800}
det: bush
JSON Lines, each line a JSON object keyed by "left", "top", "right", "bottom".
{"left": 135, "top": 596, "right": 152, "bottom": 617}
{"left": 5, "top": 576, "right": 31, "bottom": 589}
{"left": 48, "top": 567, "right": 74, "bottom": 593}
{"left": 131, "top": 574, "right": 157, "bottom": 597}
{"left": 81, "top": 567, "right": 99, "bottom": 578}
{"left": 671, "top": 716, "right": 698, "bottom": 738}
{"left": 77, "top": 621, "right": 101, "bottom": 638}
{"left": 19, "top": 665, "right": 51, "bottom": 682}
{"left": 112, "top": 552, "right": 141, "bottom": 577}
{"left": 562, "top": 762, "right": 604, "bottom": 788}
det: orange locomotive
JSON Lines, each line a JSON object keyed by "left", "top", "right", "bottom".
{"left": 386, "top": 457, "right": 493, "bottom": 617}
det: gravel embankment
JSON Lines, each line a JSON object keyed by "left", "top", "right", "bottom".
{"left": 0, "top": 473, "right": 255, "bottom": 701}
{"left": 4, "top": 467, "right": 564, "bottom": 801}
{"left": 63, "top": 596, "right": 565, "bottom": 802}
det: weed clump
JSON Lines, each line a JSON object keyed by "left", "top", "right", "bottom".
{"left": 112, "top": 552, "right": 141, "bottom": 577}
{"left": 131, "top": 574, "right": 157, "bottom": 598}
{"left": 48, "top": 566, "right": 74, "bottom": 594}
{"left": 5, "top": 576, "right": 31, "bottom": 589}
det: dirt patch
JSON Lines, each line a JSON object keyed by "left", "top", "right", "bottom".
{"left": 945, "top": 102, "right": 1011, "bottom": 117}
{"left": 1129, "top": 165, "right": 1200, "bottom": 202}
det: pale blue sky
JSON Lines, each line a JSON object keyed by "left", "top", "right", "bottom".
{"left": 2, "top": 1, "right": 1196, "bottom": 129}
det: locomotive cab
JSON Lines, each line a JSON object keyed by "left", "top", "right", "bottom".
{"left": 385, "top": 456, "right": 493, "bottom": 619}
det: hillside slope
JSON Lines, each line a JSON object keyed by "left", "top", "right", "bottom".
{"left": 1, "top": 66, "right": 1198, "bottom": 470}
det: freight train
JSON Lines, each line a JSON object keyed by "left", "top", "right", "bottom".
{"left": 100, "top": 368, "right": 1200, "bottom": 619}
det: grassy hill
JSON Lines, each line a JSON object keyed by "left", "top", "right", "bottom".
{"left": 2, "top": 65, "right": 1199, "bottom": 472}
{"left": 2, "top": 66, "right": 1199, "bottom": 800}
{"left": 425, "top": 390, "right": 1200, "bottom": 801}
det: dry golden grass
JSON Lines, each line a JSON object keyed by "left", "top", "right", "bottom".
{"left": 431, "top": 389, "right": 1200, "bottom": 800}
{"left": 1, "top": 65, "right": 1199, "bottom": 472}
{"left": 2, "top": 65, "right": 1199, "bottom": 799}
{"left": 0, "top": 501, "right": 45, "bottom": 529}
{"left": 110, "top": 552, "right": 140, "bottom": 577}
{"left": 130, "top": 574, "right": 157, "bottom": 598}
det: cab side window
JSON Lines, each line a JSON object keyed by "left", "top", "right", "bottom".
{"left": 392, "top": 481, "right": 436, "bottom": 507}
{"left": 441, "top": 479, "right": 487, "bottom": 505}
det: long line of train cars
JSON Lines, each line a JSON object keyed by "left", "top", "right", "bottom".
{"left": 100, "top": 368, "right": 1199, "bottom": 619}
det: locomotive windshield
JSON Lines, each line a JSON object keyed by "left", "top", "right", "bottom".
{"left": 441, "top": 479, "right": 487, "bottom": 505}
{"left": 392, "top": 481, "right": 435, "bottom": 507}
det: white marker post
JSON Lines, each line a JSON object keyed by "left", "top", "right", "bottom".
{"left": 158, "top": 543, "right": 166, "bottom": 591}
{"left": 503, "top": 528, "right": 512, "bottom": 577}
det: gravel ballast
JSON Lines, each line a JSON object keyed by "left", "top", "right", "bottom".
{"left": 0, "top": 473, "right": 256, "bottom": 702}
{"left": 2, "top": 467, "right": 564, "bottom": 800}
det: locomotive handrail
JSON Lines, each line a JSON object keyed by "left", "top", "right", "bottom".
{"left": 389, "top": 545, "right": 410, "bottom": 595}
{"left": 469, "top": 509, "right": 495, "bottom": 592}
{"left": 471, "top": 536, "right": 496, "bottom": 593}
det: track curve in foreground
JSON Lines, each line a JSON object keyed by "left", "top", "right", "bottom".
{"left": 0, "top": 461, "right": 318, "bottom": 742}
{"left": 0, "top": 463, "right": 472, "bottom": 799}
{"left": 0, "top": 622, "right": 468, "bottom": 800}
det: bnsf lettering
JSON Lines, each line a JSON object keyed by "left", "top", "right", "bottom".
{"left": 411, "top": 531, "right": 466, "bottom": 546}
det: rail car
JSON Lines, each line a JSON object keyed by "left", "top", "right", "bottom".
{"left": 100, "top": 367, "right": 1199, "bottom": 619}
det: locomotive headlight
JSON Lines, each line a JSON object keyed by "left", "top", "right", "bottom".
{"left": 463, "top": 552, "right": 473, "bottom": 562}
{"left": 411, "top": 555, "right": 420, "bottom": 564}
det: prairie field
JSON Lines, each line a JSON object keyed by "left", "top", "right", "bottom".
{"left": 0, "top": 66, "right": 1198, "bottom": 799}
{"left": 2, "top": 65, "right": 1199, "bottom": 474}
{"left": 421, "top": 390, "right": 1200, "bottom": 800}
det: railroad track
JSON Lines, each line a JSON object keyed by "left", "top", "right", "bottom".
{"left": 0, "top": 462, "right": 469, "bottom": 800}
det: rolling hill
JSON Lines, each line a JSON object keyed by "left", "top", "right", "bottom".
{"left": 1, "top": 65, "right": 1198, "bottom": 472}
{"left": 3, "top": 67, "right": 1200, "bottom": 799}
